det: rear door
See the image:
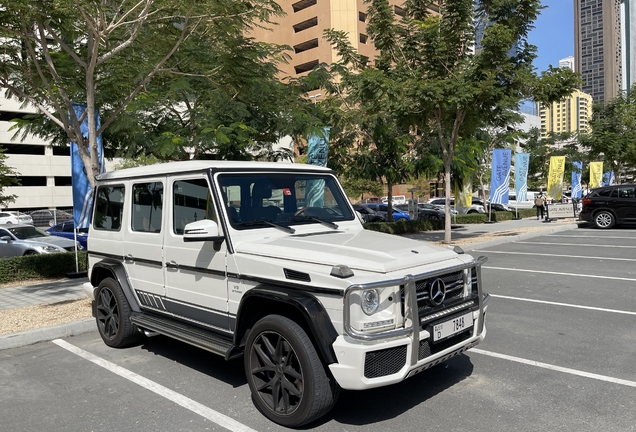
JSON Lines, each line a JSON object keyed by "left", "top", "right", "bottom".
{"left": 163, "top": 174, "right": 229, "bottom": 331}
{"left": 617, "top": 186, "right": 636, "bottom": 221}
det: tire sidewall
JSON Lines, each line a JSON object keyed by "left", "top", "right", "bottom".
{"left": 96, "top": 278, "right": 139, "bottom": 347}
{"left": 244, "top": 315, "right": 324, "bottom": 427}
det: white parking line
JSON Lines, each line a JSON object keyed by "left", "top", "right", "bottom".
{"left": 471, "top": 348, "right": 636, "bottom": 388}
{"left": 52, "top": 339, "right": 257, "bottom": 432}
{"left": 489, "top": 294, "right": 636, "bottom": 316}
{"left": 473, "top": 250, "right": 636, "bottom": 262}
{"left": 516, "top": 241, "right": 636, "bottom": 248}
{"left": 546, "top": 234, "right": 636, "bottom": 240}
{"left": 483, "top": 266, "right": 636, "bottom": 282}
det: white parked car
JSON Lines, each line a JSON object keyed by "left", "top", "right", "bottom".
{"left": 428, "top": 198, "right": 486, "bottom": 214}
{"left": 83, "top": 160, "right": 490, "bottom": 427}
{"left": 4, "top": 211, "right": 33, "bottom": 225}
{"left": 0, "top": 212, "right": 20, "bottom": 224}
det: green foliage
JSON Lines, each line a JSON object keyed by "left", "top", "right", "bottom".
{"left": 0, "top": 252, "right": 87, "bottom": 284}
{"left": 578, "top": 92, "right": 636, "bottom": 181}
{"left": 0, "top": 146, "right": 19, "bottom": 207}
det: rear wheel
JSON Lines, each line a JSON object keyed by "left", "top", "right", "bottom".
{"left": 594, "top": 211, "right": 615, "bottom": 229}
{"left": 244, "top": 315, "right": 340, "bottom": 427}
{"left": 95, "top": 278, "right": 142, "bottom": 347}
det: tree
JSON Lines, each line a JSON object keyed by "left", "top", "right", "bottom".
{"left": 0, "top": 0, "right": 282, "bottom": 187}
{"left": 578, "top": 92, "right": 636, "bottom": 183}
{"left": 0, "top": 146, "right": 19, "bottom": 208}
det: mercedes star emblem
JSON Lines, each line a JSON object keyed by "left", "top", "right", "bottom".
{"left": 429, "top": 278, "right": 446, "bottom": 306}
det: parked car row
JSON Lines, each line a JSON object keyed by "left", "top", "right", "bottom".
{"left": 0, "top": 224, "right": 83, "bottom": 257}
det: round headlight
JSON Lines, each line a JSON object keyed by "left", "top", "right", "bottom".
{"left": 361, "top": 289, "right": 380, "bottom": 315}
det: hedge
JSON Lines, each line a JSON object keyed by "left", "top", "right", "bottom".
{"left": 0, "top": 251, "right": 87, "bottom": 284}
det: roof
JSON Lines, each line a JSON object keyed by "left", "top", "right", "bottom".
{"left": 95, "top": 160, "right": 332, "bottom": 181}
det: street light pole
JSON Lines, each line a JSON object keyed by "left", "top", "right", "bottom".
{"left": 309, "top": 93, "right": 322, "bottom": 104}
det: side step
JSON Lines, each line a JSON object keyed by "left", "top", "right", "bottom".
{"left": 130, "top": 312, "right": 241, "bottom": 360}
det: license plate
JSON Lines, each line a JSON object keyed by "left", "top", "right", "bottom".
{"left": 432, "top": 312, "right": 473, "bottom": 342}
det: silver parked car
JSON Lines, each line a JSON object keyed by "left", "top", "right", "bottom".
{"left": 0, "top": 224, "right": 83, "bottom": 257}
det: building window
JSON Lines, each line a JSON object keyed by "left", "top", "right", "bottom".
{"left": 292, "top": 0, "right": 316, "bottom": 13}
{"left": 54, "top": 177, "right": 72, "bottom": 186}
{"left": 294, "top": 59, "right": 319, "bottom": 74}
{"left": 360, "top": 34, "right": 368, "bottom": 44}
{"left": 359, "top": 12, "right": 367, "bottom": 22}
{"left": 52, "top": 147, "right": 71, "bottom": 156}
{"left": 294, "top": 38, "right": 319, "bottom": 54}
{"left": 293, "top": 17, "right": 318, "bottom": 33}
{"left": 394, "top": 6, "right": 406, "bottom": 17}
{"left": 0, "top": 144, "right": 45, "bottom": 155}
{"left": 15, "top": 176, "right": 46, "bottom": 186}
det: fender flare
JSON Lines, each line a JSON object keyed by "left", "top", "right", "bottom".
{"left": 235, "top": 285, "right": 339, "bottom": 365}
{"left": 90, "top": 259, "right": 141, "bottom": 313}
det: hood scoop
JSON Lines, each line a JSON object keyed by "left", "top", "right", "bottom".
{"left": 284, "top": 268, "right": 311, "bottom": 282}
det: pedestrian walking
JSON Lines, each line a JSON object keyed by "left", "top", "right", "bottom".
{"left": 534, "top": 193, "right": 545, "bottom": 219}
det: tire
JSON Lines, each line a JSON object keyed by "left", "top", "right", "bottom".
{"left": 467, "top": 210, "right": 477, "bottom": 214}
{"left": 23, "top": 250, "right": 38, "bottom": 256}
{"left": 397, "top": 217, "right": 407, "bottom": 222}
{"left": 594, "top": 211, "right": 615, "bottom": 229}
{"left": 95, "top": 278, "right": 142, "bottom": 348}
{"left": 244, "top": 315, "right": 340, "bottom": 427}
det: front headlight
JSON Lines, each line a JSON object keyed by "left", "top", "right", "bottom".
{"left": 41, "top": 245, "right": 61, "bottom": 252}
{"left": 464, "top": 268, "right": 472, "bottom": 296}
{"left": 76, "top": 242, "right": 84, "bottom": 250}
{"left": 361, "top": 289, "right": 379, "bottom": 315}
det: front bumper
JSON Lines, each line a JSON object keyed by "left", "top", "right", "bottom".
{"left": 329, "top": 303, "right": 487, "bottom": 390}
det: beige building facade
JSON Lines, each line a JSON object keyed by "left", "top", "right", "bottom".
{"left": 538, "top": 90, "right": 593, "bottom": 138}
{"left": 250, "top": 0, "right": 408, "bottom": 88}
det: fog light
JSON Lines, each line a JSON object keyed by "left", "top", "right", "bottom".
{"left": 361, "top": 289, "right": 379, "bottom": 315}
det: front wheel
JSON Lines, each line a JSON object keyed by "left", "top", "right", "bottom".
{"left": 244, "top": 315, "right": 340, "bottom": 427}
{"left": 594, "top": 211, "right": 615, "bottom": 229}
{"left": 95, "top": 278, "right": 142, "bottom": 347}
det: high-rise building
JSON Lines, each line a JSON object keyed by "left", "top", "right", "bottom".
{"left": 249, "top": 0, "right": 428, "bottom": 82}
{"left": 574, "top": 0, "right": 623, "bottom": 103}
{"left": 538, "top": 89, "right": 593, "bottom": 137}
{"left": 559, "top": 56, "right": 575, "bottom": 71}
{"left": 623, "top": 0, "right": 636, "bottom": 92}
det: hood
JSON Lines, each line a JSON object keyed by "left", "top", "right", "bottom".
{"left": 234, "top": 229, "right": 459, "bottom": 273}
{"left": 24, "top": 235, "right": 76, "bottom": 248}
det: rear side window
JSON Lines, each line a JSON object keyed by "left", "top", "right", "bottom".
{"left": 618, "top": 186, "right": 635, "bottom": 198}
{"left": 132, "top": 182, "right": 164, "bottom": 233}
{"left": 94, "top": 186, "right": 125, "bottom": 230}
{"left": 596, "top": 188, "right": 617, "bottom": 198}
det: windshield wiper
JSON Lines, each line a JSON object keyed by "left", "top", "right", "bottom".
{"left": 236, "top": 219, "right": 295, "bottom": 234}
{"left": 288, "top": 216, "right": 338, "bottom": 230}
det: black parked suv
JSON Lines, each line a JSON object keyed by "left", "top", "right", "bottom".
{"left": 579, "top": 184, "right": 636, "bottom": 229}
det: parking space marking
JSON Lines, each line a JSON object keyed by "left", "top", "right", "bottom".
{"left": 473, "top": 250, "right": 636, "bottom": 262}
{"left": 484, "top": 266, "right": 636, "bottom": 282}
{"left": 52, "top": 339, "right": 257, "bottom": 432}
{"left": 546, "top": 234, "right": 636, "bottom": 240}
{"left": 516, "top": 241, "right": 636, "bottom": 248}
{"left": 489, "top": 294, "right": 636, "bottom": 316}
{"left": 471, "top": 349, "right": 636, "bottom": 389}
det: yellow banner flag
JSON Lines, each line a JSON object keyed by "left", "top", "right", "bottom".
{"left": 590, "top": 162, "right": 603, "bottom": 188}
{"left": 546, "top": 156, "right": 565, "bottom": 200}
{"left": 454, "top": 179, "right": 473, "bottom": 207}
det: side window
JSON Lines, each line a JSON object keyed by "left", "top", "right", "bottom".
{"left": 173, "top": 178, "right": 216, "bottom": 235}
{"left": 62, "top": 222, "right": 74, "bottom": 232}
{"left": 619, "top": 186, "right": 635, "bottom": 198}
{"left": 94, "top": 186, "right": 125, "bottom": 230}
{"left": 132, "top": 182, "right": 163, "bottom": 233}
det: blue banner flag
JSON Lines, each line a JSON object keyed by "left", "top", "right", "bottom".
{"left": 306, "top": 127, "right": 330, "bottom": 207}
{"left": 601, "top": 171, "right": 615, "bottom": 186}
{"left": 514, "top": 153, "right": 530, "bottom": 202}
{"left": 489, "top": 148, "right": 512, "bottom": 204}
{"left": 70, "top": 104, "right": 104, "bottom": 229}
{"left": 572, "top": 161, "right": 583, "bottom": 199}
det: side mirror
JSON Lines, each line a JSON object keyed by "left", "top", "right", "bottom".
{"left": 1, "top": 235, "right": 12, "bottom": 242}
{"left": 183, "top": 220, "right": 225, "bottom": 247}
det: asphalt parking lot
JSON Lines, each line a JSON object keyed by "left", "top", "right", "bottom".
{"left": 1, "top": 225, "right": 635, "bottom": 431}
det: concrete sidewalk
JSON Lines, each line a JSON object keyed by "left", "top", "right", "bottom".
{"left": 0, "top": 216, "right": 581, "bottom": 351}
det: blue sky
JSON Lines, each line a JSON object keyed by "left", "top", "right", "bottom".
{"left": 528, "top": 1, "right": 574, "bottom": 73}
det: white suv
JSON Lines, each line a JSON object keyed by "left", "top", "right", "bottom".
{"left": 84, "top": 160, "right": 489, "bottom": 427}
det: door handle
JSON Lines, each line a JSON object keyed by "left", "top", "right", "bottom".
{"left": 124, "top": 254, "right": 134, "bottom": 262}
{"left": 166, "top": 260, "right": 179, "bottom": 269}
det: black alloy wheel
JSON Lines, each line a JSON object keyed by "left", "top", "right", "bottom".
{"left": 244, "top": 315, "right": 339, "bottom": 427}
{"left": 95, "top": 278, "right": 142, "bottom": 347}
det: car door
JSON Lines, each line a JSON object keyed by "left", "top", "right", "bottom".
{"left": 617, "top": 186, "right": 636, "bottom": 221}
{"left": 0, "top": 227, "right": 20, "bottom": 257}
{"left": 123, "top": 178, "right": 166, "bottom": 299}
{"left": 163, "top": 174, "right": 229, "bottom": 331}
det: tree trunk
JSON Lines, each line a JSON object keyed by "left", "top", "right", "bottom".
{"left": 443, "top": 158, "right": 452, "bottom": 244}
{"left": 386, "top": 180, "right": 394, "bottom": 222}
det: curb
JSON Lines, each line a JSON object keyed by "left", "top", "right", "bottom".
{"left": 0, "top": 318, "right": 95, "bottom": 351}
{"left": 462, "top": 223, "right": 579, "bottom": 252}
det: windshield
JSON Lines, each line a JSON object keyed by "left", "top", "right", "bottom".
{"left": 218, "top": 172, "right": 355, "bottom": 230}
{"left": 7, "top": 226, "right": 50, "bottom": 239}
